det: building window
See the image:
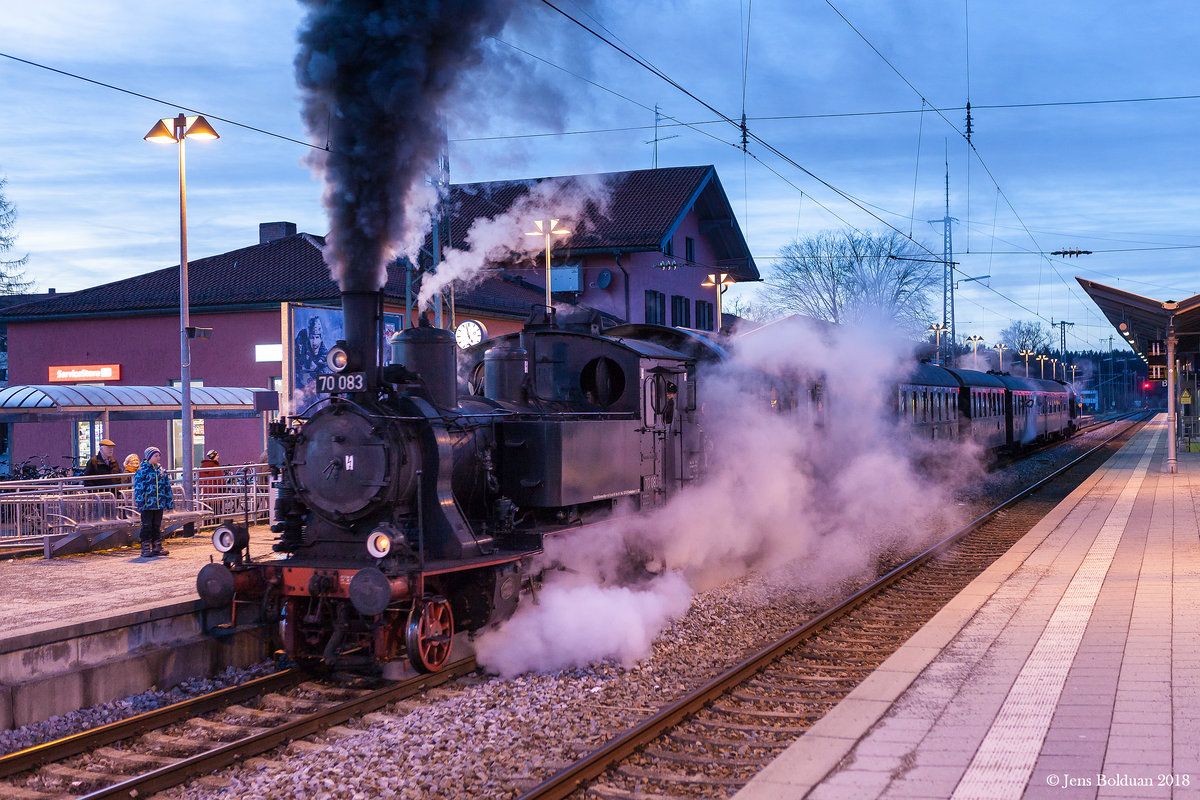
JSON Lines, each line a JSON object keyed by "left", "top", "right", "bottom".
{"left": 696, "top": 300, "right": 714, "bottom": 331}
{"left": 685, "top": 236, "right": 695, "bottom": 263}
{"left": 671, "top": 295, "right": 691, "bottom": 328}
{"left": 645, "top": 290, "right": 666, "bottom": 325}
{"left": 663, "top": 238, "right": 674, "bottom": 257}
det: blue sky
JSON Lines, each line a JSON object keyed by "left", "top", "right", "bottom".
{"left": 1, "top": 0, "right": 1197, "bottom": 353}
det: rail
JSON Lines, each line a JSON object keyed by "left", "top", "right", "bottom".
{"left": 517, "top": 413, "right": 1152, "bottom": 800}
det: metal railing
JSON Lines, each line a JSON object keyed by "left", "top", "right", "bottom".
{"left": 0, "top": 463, "right": 272, "bottom": 548}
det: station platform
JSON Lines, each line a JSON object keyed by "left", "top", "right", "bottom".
{"left": 735, "top": 413, "right": 1200, "bottom": 799}
{"left": 0, "top": 524, "right": 276, "bottom": 642}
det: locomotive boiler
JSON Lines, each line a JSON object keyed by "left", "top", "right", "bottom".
{"left": 197, "top": 290, "right": 711, "bottom": 673}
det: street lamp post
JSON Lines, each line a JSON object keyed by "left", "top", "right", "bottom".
{"left": 145, "top": 113, "right": 219, "bottom": 512}
{"left": 967, "top": 334, "right": 984, "bottom": 358}
{"left": 1037, "top": 354, "right": 1049, "bottom": 379}
{"left": 1019, "top": 349, "right": 1034, "bottom": 376}
{"left": 525, "top": 219, "right": 570, "bottom": 311}
{"left": 1050, "top": 357, "right": 1059, "bottom": 380}
{"left": 928, "top": 323, "right": 948, "bottom": 366}
{"left": 993, "top": 343, "right": 1009, "bottom": 373}
{"left": 1069, "top": 364, "right": 1078, "bottom": 382}
{"left": 701, "top": 272, "right": 735, "bottom": 333}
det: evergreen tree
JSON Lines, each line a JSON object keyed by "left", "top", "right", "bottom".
{"left": 0, "top": 177, "right": 33, "bottom": 295}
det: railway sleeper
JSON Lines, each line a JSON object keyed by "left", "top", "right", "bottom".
{"left": 37, "top": 764, "right": 113, "bottom": 792}
{"left": 0, "top": 783, "right": 68, "bottom": 800}
{"left": 92, "top": 746, "right": 177, "bottom": 771}
{"left": 142, "top": 731, "right": 218, "bottom": 756}
{"left": 613, "top": 764, "right": 748, "bottom": 787}
{"left": 584, "top": 783, "right": 692, "bottom": 800}
{"left": 641, "top": 745, "right": 764, "bottom": 768}
{"left": 667, "top": 731, "right": 789, "bottom": 751}
{"left": 708, "top": 702, "right": 831, "bottom": 721}
{"left": 684, "top": 716, "right": 811, "bottom": 736}
{"left": 222, "top": 704, "right": 295, "bottom": 726}
{"left": 737, "top": 682, "right": 853, "bottom": 699}
{"left": 257, "top": 693, "right": 325, "bottom": 713}
{"left": 186, "top": 717, "right": 270, "bottom": 741}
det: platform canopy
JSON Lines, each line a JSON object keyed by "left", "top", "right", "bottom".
{"left": 1076, "top": 277, "right": 1200, "bottom": 360}
{"left": 0, "top": 385, "right": 261, "bottom": 423}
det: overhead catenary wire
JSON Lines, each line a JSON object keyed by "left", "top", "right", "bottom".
{"left": 536, "top": 0, "right": 1121, "bottom": 343}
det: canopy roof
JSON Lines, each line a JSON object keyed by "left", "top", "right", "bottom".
{"left": 0, "top": 385, "right": 261, "bottom": 423}
{"left": 1077, "top": 277, "right": 1200, "bottom": 361}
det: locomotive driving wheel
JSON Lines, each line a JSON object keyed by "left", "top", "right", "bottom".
{"left": 405, "top": 596, "right": 454, "bottom": 673}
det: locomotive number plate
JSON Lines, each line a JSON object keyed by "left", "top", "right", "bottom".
{"left": 316, "top": 372, "right": 366, "bottom": 393}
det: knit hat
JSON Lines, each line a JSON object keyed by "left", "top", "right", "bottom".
{"left": 144, "top": 446, "right": 161, "bottom": 461}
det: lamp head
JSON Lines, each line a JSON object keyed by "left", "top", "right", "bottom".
{"left": 183, "top": 115, "right": 219, "bottom": 140}
{"left": 144, "top": 118, "right": 177, "bottom": 143}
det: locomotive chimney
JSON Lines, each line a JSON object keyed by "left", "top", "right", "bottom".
{"left": 342, "top": 290, "right": 380, "bottom": 389}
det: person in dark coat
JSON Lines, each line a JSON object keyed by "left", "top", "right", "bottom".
{"left": 83, "top": 438, "right": 121, "bottom": 493}
{"left": 133, "top": 446, "right": 174, "bottom": 558}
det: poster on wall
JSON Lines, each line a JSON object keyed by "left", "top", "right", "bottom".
{"left": 283, "top": 303, "right": 401, "bottom": 411}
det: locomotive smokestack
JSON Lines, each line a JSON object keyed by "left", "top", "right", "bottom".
{"left": 342, "top": 291, "right": 380, "bottom": 389}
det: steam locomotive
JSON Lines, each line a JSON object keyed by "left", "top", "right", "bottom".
{"left": 195, "top": 286, "right": 1078, "bottom": 674}
{"left": 197, "top": 291, "right": 716, "bottom": 672}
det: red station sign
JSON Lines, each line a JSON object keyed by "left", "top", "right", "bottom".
{"left": 48, "top": 364, "right": 121, "bottom": 383}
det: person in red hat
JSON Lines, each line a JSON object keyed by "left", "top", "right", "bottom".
{"left": 83, "top": 438, "right": 121, "bottom": 493}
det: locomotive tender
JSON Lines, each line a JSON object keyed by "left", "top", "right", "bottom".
{"left": 197, "top": 291, "right": 712, "bottom": 672}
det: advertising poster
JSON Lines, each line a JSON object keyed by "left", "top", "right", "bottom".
{"left": 284, "top": 303, "right": 401, "bottom": 409}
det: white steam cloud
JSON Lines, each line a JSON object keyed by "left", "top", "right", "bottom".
{"left": 417, "top": 175, "right": 611, "bottom": 306}
{"left": 474, "top": 314, "right": 983, "bottom": 677}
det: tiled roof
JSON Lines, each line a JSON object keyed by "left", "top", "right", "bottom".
{"left": 0, "top": 232, "right": 548, "bottom": 322}
{"left": 445, "top": 165, "right": 714, "bottom": 252}
{"left": 2, "top": 165, "right": 750, "bottom": 322}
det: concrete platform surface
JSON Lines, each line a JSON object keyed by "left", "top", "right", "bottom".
{"left": 0, "top": 524, "right": 277, "bottom": 642}
{"left": 735, "top": 414, "right": 1200, "bottom": 800}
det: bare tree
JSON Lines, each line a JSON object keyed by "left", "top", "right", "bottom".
{"left": 997, "top": 320, "right": 1050, "bottom": 354}
{"left": 758, "top": 229, "right": 937, "bottom": 333}
{"left": 0, "top": 178, "right": 32, "bottom": 295}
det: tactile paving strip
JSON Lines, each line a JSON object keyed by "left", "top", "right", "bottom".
{"left": 951, "top": 426, "right": 1163, "bottom": 799}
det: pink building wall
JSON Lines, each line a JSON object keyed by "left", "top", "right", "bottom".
{"left": 8, "top": 310, "right": 282, "bottom": 469}
{"left": 576, "top": 213, "right": 727, "bottom": 327}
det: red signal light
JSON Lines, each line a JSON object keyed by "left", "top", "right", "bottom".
{"left": 1143, "top": 381, "right": 1152, "bottom": 390}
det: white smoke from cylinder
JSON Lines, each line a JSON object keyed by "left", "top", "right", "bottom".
{"left": 474, "top": 314, "right": 983, "bottom": 677}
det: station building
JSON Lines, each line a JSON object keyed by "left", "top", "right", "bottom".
{"left": 0, "top": 164, "right": 757, "bottom": 472}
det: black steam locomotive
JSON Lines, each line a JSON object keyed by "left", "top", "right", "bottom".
{"left": 197, "top": 291, "right": 715, "bottom": 672}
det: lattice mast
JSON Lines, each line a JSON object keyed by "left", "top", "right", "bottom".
{"left": 943, "top": 159, "right": 955, "bottom": 367}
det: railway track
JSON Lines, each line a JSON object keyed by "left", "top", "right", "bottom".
{"left": 517, "top": 413, "right": 1149, "bottom": 800}
{"left": 0, "top": 659, "right": 477, "bottom": 799}
{"left": 0, "top": 414, "right": 1148, "bottom": 800}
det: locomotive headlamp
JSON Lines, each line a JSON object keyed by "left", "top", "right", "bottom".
{"left": 327, "top": 345, "right": 351, "bottom": 372}
{"left": 367, "top": 528, "right": 393, "bottom": 559}
{"left": 213, "top": 525, "right": 237, "bottom": 553}
{"left": 212, "top": 523, "right": 250, "bottom": 554}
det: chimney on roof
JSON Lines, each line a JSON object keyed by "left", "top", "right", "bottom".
{"left": 48, "top": 288, "right": 56, "bottom": 295}
{"left": 259, "top": 222, "right": 297, "bottom": 244}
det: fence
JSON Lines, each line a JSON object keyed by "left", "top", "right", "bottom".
{"left": 0, "top": 463, "right": 272, "bottom": 554}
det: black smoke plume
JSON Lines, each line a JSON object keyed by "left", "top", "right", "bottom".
{"left": 296, "top": 0, "right": 519, "bottom": 291}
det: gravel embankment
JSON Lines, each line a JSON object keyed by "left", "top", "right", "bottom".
{"left": 4, "top": 420, "right": 1130, "bottom": 798}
